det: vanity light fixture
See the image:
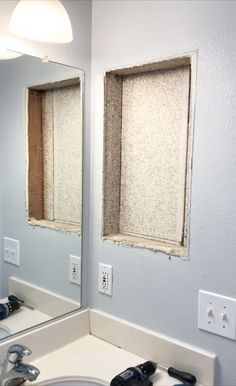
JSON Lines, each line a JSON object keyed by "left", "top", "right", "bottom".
{"left": 9, "top": 0, "right": 73, "bottom": 44}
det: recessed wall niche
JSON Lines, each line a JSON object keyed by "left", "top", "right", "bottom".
{"left": 102, "top": 55, "right": 195, "bottom": 257}
{"left": 27, "top": 77, "right": 82, "bottom": 234}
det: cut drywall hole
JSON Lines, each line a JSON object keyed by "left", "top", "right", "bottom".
{"left": 102, "top": 54, "right": 196, "bottom": 258}
{"left": 27, "top": 77, "right": 82, "bottom": 234}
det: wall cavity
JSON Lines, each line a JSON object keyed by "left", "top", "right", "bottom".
{"left": 27, "top": 77, "right": 82, "bottom": 234}
{"left": 102, "top": 56, "right": 194, "bottom": 257}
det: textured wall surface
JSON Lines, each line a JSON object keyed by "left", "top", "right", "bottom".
{"left": 41, "top": 84, "right": 82, "bottom": 226}
{"left": 90, "top": 1, "right": 236, "bottom": 385}
{"left": 42, "top": 90, "right": 54, "bottom": 221}
{"left": 120, "top": 66, "right": 190, "bottom": 244}
{"left": 52, "top": 84, "right": 82, "bottom": 225}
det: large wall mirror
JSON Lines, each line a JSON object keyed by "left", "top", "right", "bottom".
{"left": 0, "top": 52, "right": 83, "bottom": 340}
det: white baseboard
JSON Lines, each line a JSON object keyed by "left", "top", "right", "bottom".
{"left": 9, "top": 276, "right": 80, "bottom": 317}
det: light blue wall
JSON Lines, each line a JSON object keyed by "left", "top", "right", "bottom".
{"left": 89, "top": 1, "right": 236, "bottom": 385}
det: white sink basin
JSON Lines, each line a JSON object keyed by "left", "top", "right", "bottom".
{"left": 37, "top": 376, "right": 109, "bottom": 386}
{"left": 0, "top": 325, "right": 11, "bottom": 338}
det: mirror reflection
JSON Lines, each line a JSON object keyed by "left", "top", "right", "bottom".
{"left": 0, "top": 53, "right": 83, "bottom": 339}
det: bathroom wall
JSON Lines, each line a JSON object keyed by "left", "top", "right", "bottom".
{"left": 90, "top": 1, "right": 236, "bottom": 385}
{"left": 0, "top": 0, "right": 92, "bottom": 306}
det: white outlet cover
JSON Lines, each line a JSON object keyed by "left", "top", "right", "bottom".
{"left": 98, "top": 263, "right": 113, "bottom": 296}
{"left": 69, "top": 255, "right": 81, "bottom": 285}
{"left": 198, "top": 290, "right": 236, "bottom": 340}
{"left": 3, "top": 237, "right": 20, "bottom": 266}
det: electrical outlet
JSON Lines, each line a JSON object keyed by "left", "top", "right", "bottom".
{"left": 69, "top": 255, "right": 81, "bottom": 285}
{"left": 3, "top": 237, "right": 20, "bottom": 266}
{"left": 98, "top": 263, "right": 113, "bottom": 296}
{"left": 198, "top": 290, "right": 236, "bottom": 339}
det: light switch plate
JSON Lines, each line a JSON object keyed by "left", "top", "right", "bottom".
{"left": 3, "top": 237, "right": 20, "bottom": 266}
{"left": 198, "top": 290, "right": 236, "bottom": 340}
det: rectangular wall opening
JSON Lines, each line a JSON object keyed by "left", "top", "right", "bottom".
{"left": 102, "top": 55, "right": 194, "bottom": 257}
{"left": 27, "top": 77, "right": 82, "bottom": 234}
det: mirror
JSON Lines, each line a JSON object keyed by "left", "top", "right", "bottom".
{"left": 0, "top": 53, "right": 83, "bottom": 339}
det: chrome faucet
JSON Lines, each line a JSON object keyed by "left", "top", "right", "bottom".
{"left": 0, "top": 344, "right": 40, "bottom": 386}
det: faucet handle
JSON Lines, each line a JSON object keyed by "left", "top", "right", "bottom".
{"left": 15, "top": 363, "right": 40, "bottom": 381}
{"left": 6, "top": 344, "right": 32, "bottom": 364}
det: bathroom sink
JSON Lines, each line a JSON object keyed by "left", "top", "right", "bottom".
{"left": 37, "top": 376, "right": 109, "bottom": 386}
{"left": 0, "top": 325, "right": 11, "bottom": 338}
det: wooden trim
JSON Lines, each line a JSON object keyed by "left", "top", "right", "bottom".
{"left": 28, "top": 89, "right": 44, "bottom": 219}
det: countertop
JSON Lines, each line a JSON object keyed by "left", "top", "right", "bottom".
{"left": 30, "top": 334, "right": 194, "bottom": 386}
{"left": 0, "top": 298, "right": 51, "bottom": 336}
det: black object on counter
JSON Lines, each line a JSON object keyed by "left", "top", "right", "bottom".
{"left": 156, "top": 363, "right": 196, "bottom": 385}
{"left": 0, "top": 295, "right": 24, "bottom": 320}
{"left": 128, "top": 380, "right": 153, "bottom": 386}
{"left": 166, "top": 367, "right": 196, "bottom": 385}
{"left": 173, "top": 384, "right": 193, "bottom": 386}
{"left": 110, "top": 361, "right": 157, "bottom": 386}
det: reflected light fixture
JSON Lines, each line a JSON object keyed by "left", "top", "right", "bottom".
{"left": 9, "top": 0, "right": 73, "bottom": 44}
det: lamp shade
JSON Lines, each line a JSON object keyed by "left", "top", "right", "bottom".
{"left": 9, "top": 0, "right": 73, "bottom": 44}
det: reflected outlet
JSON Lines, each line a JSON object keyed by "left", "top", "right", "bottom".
{"left": 3, "top": 237, "right": 20, "bottom": 266}
{"left": 69, "top": 255, "right": 81, "bottom": 285}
